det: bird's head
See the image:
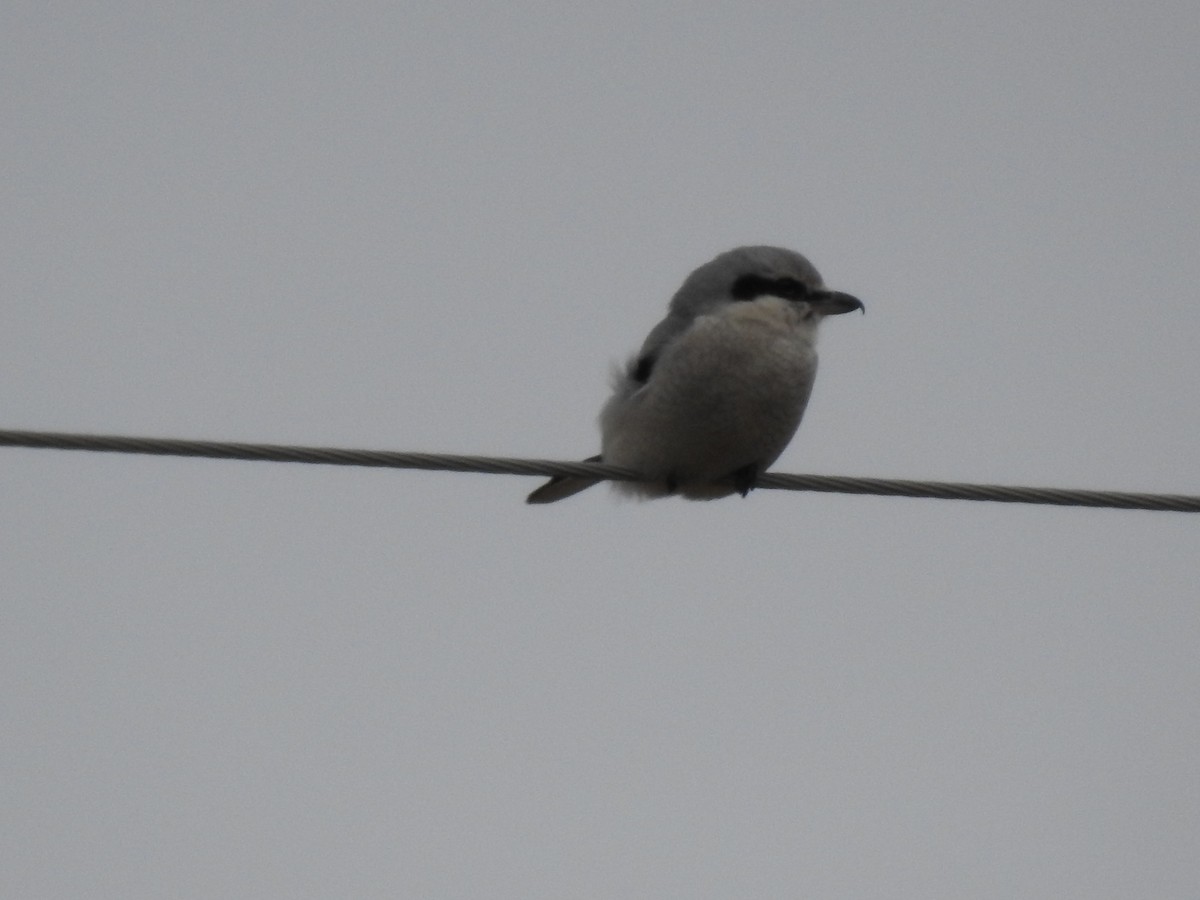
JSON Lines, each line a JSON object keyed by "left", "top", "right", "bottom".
{"left": 671, "top": 245, "right": 864, "bottom": 321}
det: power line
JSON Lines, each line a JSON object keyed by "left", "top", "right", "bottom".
{"left": 1, "top": 428, "right": 1197, "bottom": 513}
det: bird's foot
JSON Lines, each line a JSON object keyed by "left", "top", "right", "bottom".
{"left": 729, "top": 463, "right": 759, "bottom": 497}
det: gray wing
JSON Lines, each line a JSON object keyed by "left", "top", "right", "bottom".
{"left": 619, "top": 313, "right": 694, "bottom": 392}
{"left": 527, "top": 314, "right": 695, "bottom": 504}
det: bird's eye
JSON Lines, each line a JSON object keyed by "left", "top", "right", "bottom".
{"left": 732, "top": 274, "right": 810, "bottom": 301}
{"left": 775, "top": 277, "right": 809, "bottom": 300}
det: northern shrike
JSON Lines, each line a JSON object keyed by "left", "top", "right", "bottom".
{"left": 527, "top": 245, "right": 863, "bottom": 503}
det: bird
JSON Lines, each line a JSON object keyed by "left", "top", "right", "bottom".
{"left": 526, "top": 245, "right": 863, "bottom": 503}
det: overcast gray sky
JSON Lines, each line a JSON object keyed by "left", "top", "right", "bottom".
{"left": 3, "top": 3, "right": 1198, "bottom": 898}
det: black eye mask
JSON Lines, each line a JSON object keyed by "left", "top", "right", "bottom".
{"left": 730, "top": 274, "right": 812, "bottom": 301}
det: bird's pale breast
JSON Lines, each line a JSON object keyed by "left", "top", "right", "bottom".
{"left": 601, "top": 297, "right": 818, "bottom": 497}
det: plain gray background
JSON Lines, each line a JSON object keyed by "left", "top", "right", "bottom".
{"left": 3, "top": 3, "right": 1198, "bottom": 898}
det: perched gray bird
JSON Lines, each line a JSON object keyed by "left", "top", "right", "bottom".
{"left": 527, "top": 246, "right": 863, "bottom": 503}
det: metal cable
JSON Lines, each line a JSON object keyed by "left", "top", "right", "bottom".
{"left": 1, "top": 428, "right": 1197, "bottom": 513}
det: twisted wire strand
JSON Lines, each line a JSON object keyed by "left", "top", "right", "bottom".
{"left": 1, "top": 428, "right": 1197, "bottom": 513}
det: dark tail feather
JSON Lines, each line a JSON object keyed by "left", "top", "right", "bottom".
{"left": 525, "top": 455, "right": 603, "bottom": 504}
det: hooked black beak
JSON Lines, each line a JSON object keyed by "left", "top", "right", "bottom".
{"left": 814, "top": 290, "right": 865, "bottom": 315}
